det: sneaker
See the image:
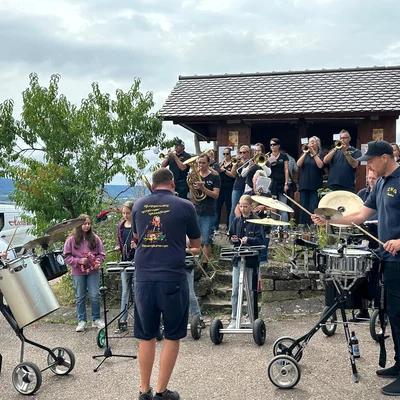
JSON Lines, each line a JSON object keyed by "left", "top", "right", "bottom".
{"left": 92, "top": 319, "right": 105, "bottom": 329}
{"left": 187, "top": 323, "right": 191, "bottom": 330}
{"left": 76, "top": 321, "right": 86, "bottom": 332}
{"left": 153, "top": 389, "right": 180, "bottom": 399}
{"left": 227, "top": 319, "right": 236, "bottom": 329}
{"left": 200, "top": 319, "right": 206, "bottom": 329}
{"left": 376, "top": 365, "right": 400, "bottom": 378}
{"left": 139, "top": 387, "right": 153, "bottom": 400}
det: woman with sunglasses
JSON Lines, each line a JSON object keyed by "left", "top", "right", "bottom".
{"left": 214, "top": 148, "right": 235, "bottom": 232}
{"left": 267, "top": 138, "right": 289, "bottom": 223}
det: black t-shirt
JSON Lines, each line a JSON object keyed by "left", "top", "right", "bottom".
{"left": 167, "top": 151, "right": 191, "bottom": 182}
{"left": 269, "top": 153, "right": 288, "bottom": 184}
{"left": 298, "top": 152, "right": 325, "bottom": 191}
{"left": 132, "top": 190, "right": 201, "bottom": 281}
{"left": 194, "top": 173, "right": 221, "bottom": 216}
{"left": 219, "top": 162, "right": 235, "bottom": 189}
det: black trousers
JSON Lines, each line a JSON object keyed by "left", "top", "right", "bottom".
{"left": 175, "top": 181, "right": 189, "bottom": 199}
{"left": 383, "top": 262, "right": 400, "bottom": 365}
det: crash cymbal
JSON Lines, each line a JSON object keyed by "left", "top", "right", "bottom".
{"left": 23, "top": 233, "right": 64, "bottom": 249}
{"left": 318, "top": 190, "right": 363, "bottom": 216}
{"left": 314, "top": 207, "right": 343, "bottom": 219}
{"left": 46, "top": 217, "right": 86, "bottom": 235}
{"left": 251, "top": 195, "right": 294, "bottom": 213}
{"left": 246, "top": 218, "right": 290, "bottom": 226}
{"left": 183, "top": 155, "right": 199, "bottom": 165}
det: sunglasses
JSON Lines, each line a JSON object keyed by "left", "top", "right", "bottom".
{"left": 270, "top": 143, "right": 278, "bottom": 146}
{"left": 223, "top": 153, "right": 230, "bottom": 155}
{"left": 239, "top": 151, "right": 249, "bottom": 154}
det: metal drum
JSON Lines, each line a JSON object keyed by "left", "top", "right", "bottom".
{"left": 0, "top": 255, "right": 60, "bottom": 328}
{"left": 39, "top": 250, "right": 67, "bottom": 281}
{"left": 106, "top": 261, "right": 135, "bottom": 274}
{"left": 317, "top": 248, "right": 373, "bottom": 277}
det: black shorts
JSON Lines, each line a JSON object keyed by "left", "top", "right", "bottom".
{"left": 134, "top": 280, "right": 189, "bottom": 340}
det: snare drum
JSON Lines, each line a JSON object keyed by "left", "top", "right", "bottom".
{"left": 317, "top": 248, "right": 373, "bottom": 276}
{"left": 0, "top": 255, "right": 60, "bottom": 328}
{"left": 39, "top": 250, "right": 68, "bottom": 281}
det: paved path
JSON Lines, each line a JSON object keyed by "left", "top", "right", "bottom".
{"left": 0, "top": 312, "right": 394, "bottom": 400}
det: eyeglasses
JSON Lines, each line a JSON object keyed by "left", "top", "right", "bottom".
{"left": 340, "top": 137, "right": 350, "bottom": 140}
{"left": 239, "top": 151, "right": 248, "bottom": 154}
{"left": 270, "top": 143, "right": 278, "bottom": 146}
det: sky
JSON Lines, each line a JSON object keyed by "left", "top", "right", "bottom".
{"left": 1, "top": 0, "right": 400, "bottom": 184}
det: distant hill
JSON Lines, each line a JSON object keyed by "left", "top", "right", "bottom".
{"left": 0, "top": 178, "right": 148, "bottom": 203}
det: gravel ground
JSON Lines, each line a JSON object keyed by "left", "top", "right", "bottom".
{"left": 0, "top": 312, "right": 395, "bottom": 400}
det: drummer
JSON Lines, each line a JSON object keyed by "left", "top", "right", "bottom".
{"left": 312, "top": 140, "right": 400, "bottom": 396}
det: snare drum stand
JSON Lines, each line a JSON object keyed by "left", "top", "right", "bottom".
{"left": 92, "top": 267, "right": 137, "bottom": 372}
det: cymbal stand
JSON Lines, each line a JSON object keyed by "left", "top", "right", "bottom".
{"left": 92, "top": 267, "right": 137, "bottom": 372}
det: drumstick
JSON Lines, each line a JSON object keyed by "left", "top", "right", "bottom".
{"left": 5, "top": 226, "right": 18, "bottom": 253}
{"left": 351, "top": 222, "right": 385, "bottom": 246}
{"left": 283, "top": 194, "right": 313, "bottom": 217}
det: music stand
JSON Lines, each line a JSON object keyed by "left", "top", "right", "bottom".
{"left": 92, "top": 266, "right": 137, "bottom": 372}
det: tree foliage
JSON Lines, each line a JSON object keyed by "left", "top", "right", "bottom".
{"left": 0, "top": 73, "right": 165, "bottom": 233}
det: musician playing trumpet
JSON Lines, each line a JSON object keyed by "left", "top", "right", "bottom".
{"left": 323, "top": 129, "right": 361, "bottom": 192}
{"left": 161, "top": 139, "right": 191, "bottom": 199}
{"left": 296, "top": 136, "right": 325, "bottom": 225}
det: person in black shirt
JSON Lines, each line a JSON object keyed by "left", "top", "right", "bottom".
{"left": 213, "top": 147, "right": 235, "bottom": 232}
{"left": 161, "top": 139, "right": 191, "bottom": 199}
{"left": 194, "top": 153, "right": 221, "bottom": 275}
{"left": 296, "top": 136, "right": 325, "bottom": 225}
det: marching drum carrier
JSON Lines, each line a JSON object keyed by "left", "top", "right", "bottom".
{"left": 0, "top": 237, "right": 75, "bottom": 396}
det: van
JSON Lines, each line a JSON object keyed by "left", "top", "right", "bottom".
{"left": 0, "top": 204, "right": 36, "bottom": 254}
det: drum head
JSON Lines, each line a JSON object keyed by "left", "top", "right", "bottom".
{"left": 321, "top": 248, "right": 370, "bottom": 256}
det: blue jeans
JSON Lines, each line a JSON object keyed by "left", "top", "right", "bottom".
{"left": 72, "top": 272, "right": 101, "bottom": 322}
{"left": 197, "top": 215, "right": 214, "bottom": 245}
{"left": 278, "top": 192, "right": 289, "bottom": 225}
{"left": 231, "top": 265, "right": 254, "bottom": 320}
{"left": 229, "top": 189, "right": 244, "bottom": 227}
{"left": 120, "top": 270, "right": 133, "bottom": 321}
{"left": 299, "top": 190, "right": 319, "bottom": 225}
{"left": 186, "top": 270, "right": 201, "bottom": 318}
{"left": 214, "top": 186, "right": 233, "bottom": 231}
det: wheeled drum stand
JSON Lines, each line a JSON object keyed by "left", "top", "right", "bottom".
{"left": 0, "top": 256, "right": 75, "bottom": 395}
{"left": 210, "top": 246, "right": 266, "bottom": 346}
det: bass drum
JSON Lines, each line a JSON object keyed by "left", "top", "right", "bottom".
{"left": 39, "top": 250, "right": 67, "bottom": 281}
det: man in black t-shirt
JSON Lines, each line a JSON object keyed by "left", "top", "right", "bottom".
{"left": 132, "top": 168, "right": 201, "bottom": 400}
{"left": 161, "top": 139, "right": 191, "bottom": 199}
{"left": 193, "top": 153, "right": 221, "bottom": 275}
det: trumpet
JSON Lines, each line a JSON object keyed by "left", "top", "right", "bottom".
{"left": 334, "top": 140, "right": 343, "bottom": 150}
{"left": 158, "top": 153, "right": 169, "bottom": 159}
{"left": 302, "top": 144, "right": 309, "bottom": 153}
{"left": 231, "top": 156, "right": 238, "bottom": 165}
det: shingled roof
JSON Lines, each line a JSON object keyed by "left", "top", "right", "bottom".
{"left": 160, "top": 66, "right": 400, "bottom": 119}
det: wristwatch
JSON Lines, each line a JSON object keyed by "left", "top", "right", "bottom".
{"left": 285, "top": 182, "right": 289, "bottom": 185}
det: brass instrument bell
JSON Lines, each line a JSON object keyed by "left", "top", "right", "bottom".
{"left": 334, "top": 140, "right": 343, "bottom": 150}
{"left": 302, "top": 144, "right": 309, "bottom": 153}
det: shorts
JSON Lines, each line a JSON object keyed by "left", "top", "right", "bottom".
{"left": 197, "top": 215, "right": 214, "bottom": 245}
{"left": 134, "top": 280, "right": 189, "bottom": 341}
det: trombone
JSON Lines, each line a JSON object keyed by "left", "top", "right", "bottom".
{"left": 236, "top": 153, "right": 268, "bottom": 171}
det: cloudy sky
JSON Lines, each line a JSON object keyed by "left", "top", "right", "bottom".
{"left": 1, "top": 0, "right": 399, "bottom": 183}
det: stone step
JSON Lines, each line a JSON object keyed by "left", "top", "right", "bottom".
{"left": 214, "top": 270, "right": 233, "bottom": 286}
{"left": 200, "top": 299, "right": 262, "bottom": 316}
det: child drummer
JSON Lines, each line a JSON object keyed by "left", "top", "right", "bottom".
{"left": 227, "top": 195, "right": 263, "bottom": 329}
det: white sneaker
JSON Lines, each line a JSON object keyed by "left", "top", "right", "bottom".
{"left": 76, "top": 321, "right": 86, "bottom": 332}
{"left": 187, "top": 323, "right": 191, "bottom": 330}
{"left": 227, "top": 320, "right": 236, "bottom": 329}
{"left": 92, "top": 319, "right": 105, "bottom": 329}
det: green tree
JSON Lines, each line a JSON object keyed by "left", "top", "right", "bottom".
{"left": 0, "top": 73, "right": 165, "bottom": 233}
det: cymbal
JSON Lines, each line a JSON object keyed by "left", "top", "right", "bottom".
{"left": 23, "top": 233, "right": 64, "bottom": 249}
{"left": 314, "top": 207, "right": 343, "bottom": 219}
{"left": 251, "top": 195, "right": 294, "bottom": 213}
{"left": 46, "top": 217, "right": 86, "bottom": 235}
{"left": 183, "top": 155, "right": 199, "bottom": 165}
{"left": 246, "top": 218, "right": 290, "bottom": 226}
{"left": 318, "top": 190, "right": 363, "bottom": 216}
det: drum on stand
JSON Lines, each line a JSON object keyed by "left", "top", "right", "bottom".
{"left": 0, "top": 255, "right": 59, "bottom": 328}
{"left": 39, "top": 249, "right": 68, "bottom": 281}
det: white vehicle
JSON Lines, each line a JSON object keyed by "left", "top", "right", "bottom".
{"left": 0, "top": 204, "right": 36, "bottom": 254}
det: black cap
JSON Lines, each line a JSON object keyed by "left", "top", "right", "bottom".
{"left": 357, "top": 140, "right": 393, "bottom": 162}
{"left": 174, "top": 139, "right": 185, "bottom": 146}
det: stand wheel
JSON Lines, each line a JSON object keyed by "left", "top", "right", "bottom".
{"left": 191, "top": 315, "right": 202, "bottom": 340}
{"left": 156, "top": 318, "right": 164, "bottom": 341}
{"left": 370, "top": 309, "right": 389, "bottom": 342}
{"left": 321, "top": 306, "right": 337, "bottom": 337}
{"left": 272, "top": 337, "right": 303, "bottom": 362}
{"left": 47, "top": 347, "right": 75, "bottom": 375}
{"left": 268, "top": 355, "right": 301, "bottom": 389}
{"left": 210, "top": 319, "right": 223, "bottom": 345}
{"left": 97, "top": 329, "right": 106, "bottom": 348}
{"left": 12, "top": 361, "right": 42, "bottom": 395}
{"left": 253, "top": 318, "right": 266, "bottom": 346}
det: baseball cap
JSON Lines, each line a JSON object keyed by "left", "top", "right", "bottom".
{"left": 357, "top": 140, "right": 393, "bottom": 162}
{"left": 175, "top": 139, "right": 185, "bottom": 146}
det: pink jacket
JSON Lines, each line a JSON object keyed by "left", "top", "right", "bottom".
{"left": 64, "top": 235, "right": 106, "bottom": 276}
